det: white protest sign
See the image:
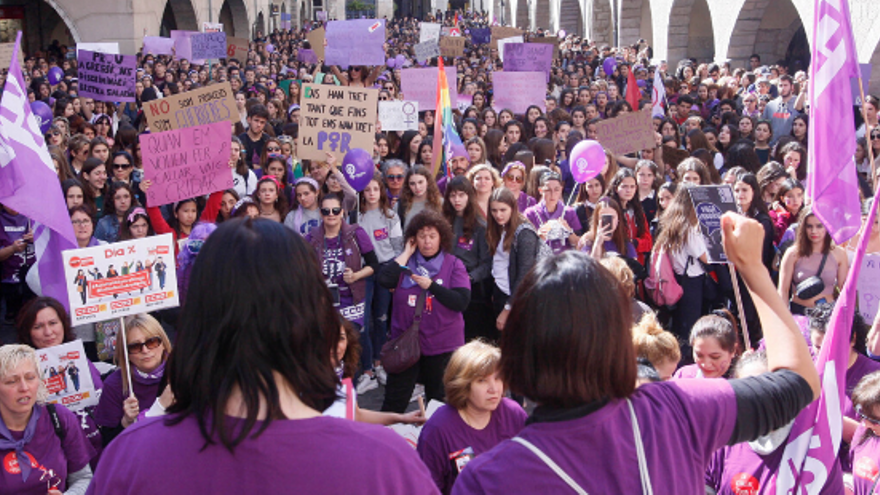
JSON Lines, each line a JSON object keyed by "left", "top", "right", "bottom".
{"left": 76, "top": 43, "right": 120, "bottom": 57}
{"left": 36, "top": 340, "right": 99, "bottom": 412}
{"left": 420, "top": 22, "right": 441, "bottom": 43}
{"left": 414, "top": 40, "right": 440, "bottom": 63}
{"left": 496, "top": 36, "right": 523, "bottom": 62}
{"left": 63, "top": 234, "right": 179, "bottom": 325}
{"left": 388, "top": 400, "right": 444, "bottom": 448}
{"left": 379, "top": 100, "right": 419, "bottom": 131}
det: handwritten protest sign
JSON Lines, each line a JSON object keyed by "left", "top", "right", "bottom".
{"left": 595, "top": 110, "right": 655, "bottom": 155}
{"left": 298, "top": 49, "right": 318, "bottom": 64}
{"left": 457, "top": 94, "right": 473, "bottom": 113}
{"left": 503, "top": 43, "right": 553, "bottom": 81}
{"left": 490, "top": 26, "right": 523, "bottom": 48}
{"left": 300, "top": 84, "right": 379, "bottom": 162}
{"left": 202, "top": 22, "right": 223, "bottom": 32}
{"left": 688, "top": 185, "right": 737, "bottom": 263}
{"left": 62, "top": 234, "right": 179, "bottom": 325}
{"left": 140, "top": 121, "right": 233, "bottom": 206}
{"left": 420, "top": 22, "right": 441, "bottom": 43}
{"left": 415, "top": 40, "right": 440, "bottom": 62}
{"left": 36, "top": 341, "right": 99, "bottom": 412}
{"left": 191, "top": 31, "right": 227, "bottom": 60}
{"left": 143, "top": 36, "right": 175, "bottom": 55}
{"left": 497, "top": 36, "right": 523, "bottom": 62}
{"left": 307, "top": 27, "right": 326, "bottom": 60}
{"left": 0, "top": 42, "right": 24, "bottom": 71}
{"left": 857, "top": 254, "right": 880, "bottom": 323}
{"left": 471, "top": 28, "right": 490, "bottom": 45}
{"left": 226, "top": 36, "right": 249, "bottom": 60}
{"left": 77, "top": 50, "right": 136, "bottom": 103}
{"left": 325, "top": 19, "right": 385, "bottom": 67}
{"left": 170, "top": 30, "right": 205, "bottom": 64}
{"left": 143, "top": 82, "right": 240, "bottom": 132}
{"left": 531, "top": 36, "right": 559, "bottom": 57}
{"left": 379, "top": 101, "right": 419, "bottom": 131}
{"left": 492, "top": 71, "right": 545, "bottom": 114}
{"left": 76, "top": 43, "right": 119, "bottom": 57}
{"left": 400, "top": 67, "right": 457, "bottom": 110}
{"left": 440, "top": 37, "right": 465, "bottom": 58}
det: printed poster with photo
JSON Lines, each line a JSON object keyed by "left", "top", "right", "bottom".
{"left": 35, "top": 340, "right": 99, "bottom": 412}
{"left": 688, "top": 185, "right": 738, "bottom": 263}
{"left": 62, "top": 234, "right": 179, "bottom": 325}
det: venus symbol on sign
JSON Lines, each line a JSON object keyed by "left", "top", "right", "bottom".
{"left": 318, "top": 131, "right": 351, "bottom": 153}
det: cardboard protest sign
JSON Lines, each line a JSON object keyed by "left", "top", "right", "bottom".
{"left": 414, "top": 40, "right": 440, "bottom": 62}
{"left": 595, "top": 110, "right": 655, "bottom": 155}
{"left": 0, "top": 42, "right": 24, "bottom": 71}
{"left": 379, "top": 100, "right": 419, "bottom": 131}
{"left": 226, "top": 36, "right": 250, "bottom": 60}
{"left": 36, "top": 340, "right": 99, "bottom": 412}
{"left": 325, "top": 19, "right": 385, "bottom": 67}
{"left": 688, "top": 185, "right": 737, "bottom": 263}
{"left": 63, "top": 234, "right": 179, "bottom": 325}
{"left": 400, "top": 67, "right": 457, "bottom": 111}
{"left": 389, "top": 400, "right": 444, "bottom": 448}
{"left": 76, "top": 43, "right": 119, "bottom": 57}
{"left": 143, "top": 36, "right": 175, "bottom": 55}
{"left": 143, "top": 82, "right": 240, "bottom": 132}
{"left": 298, "top": 49, "right": 318, "bottom": 64}
{"left": 191, "top": 31, "right": 227, "bottom": 60}
{"left": 492, "top": 71, "right": 545, "bottom": 114}
{"left": 77, "top": 50, "right": 137, "bottom": 103}
{"left": 420, "top": 22, "right": 441, "bottom": 43}
{"left": 490, "top": 26, "right": 523, "bottom": 48}
{"left": 531, "top": 36, "right": 559, "bottom": 57}
{"left": 503, "top": 43, "right": 553, "bottom": 82}
{"left": 471, "top": 28, "right": 491, "bottom": 45}
{"left": 440, "top": 37, "right": 465, "bottom": 58}
{"left": 496, "top": 36, "right": 523, "bottom": 62}
{"left": 299, "top": 84, "right": 379, "bottom": 162}
{"left": 306, "top": 27, "right": 326, "bottom": 60}
{"left": 857, "top": 254, "right": 880, "bottom": 323}
{"left": 140, "top": 121, "right": 233, "bottom": 206}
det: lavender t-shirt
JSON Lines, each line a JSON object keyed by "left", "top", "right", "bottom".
{"left": 0, "top": 404, "right": 95, "bottom": 494}
{"left": 87, "top": 415, "right": 439, "bottom": 494}
{"left": 452, "top": 379, "right": 737, "bottom": 494}
{"left": 418, "top": 399, "right": 527, "bottom": 494}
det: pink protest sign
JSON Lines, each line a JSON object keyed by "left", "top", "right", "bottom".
{"left": 140, "top": 121, "right": 233, "bottom": 206}
{"left": 492, "top": 71, "right": 545, "bottom": 114}
{"left": 503, "top": 43, "right": 553, "bottom": 82}
{"left": 400, "top": 67, "right": 457, "bottom": 111}
{"left": 143, "top": 36, "right": 175, "bottom": 55}
{"left": 170, "top": 30, "right": 206, "bottom": 64}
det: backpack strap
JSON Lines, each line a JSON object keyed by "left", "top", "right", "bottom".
{"left": 47, "top": 403, "right": 66, "bottom": 441}
{"left": 511, "top": 437, "right": 588, "bottom": 495}
{"left": 627, "top": 398, "right": 654, "bottom": 495}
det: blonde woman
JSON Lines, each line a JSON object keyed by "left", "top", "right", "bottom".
{"left": 466, "top": 164, "right": 502, "bottom": 219}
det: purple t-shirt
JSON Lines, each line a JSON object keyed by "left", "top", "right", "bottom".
{"left": 452, "top": 379, "right": 737, "bottom": 494}
{"left": 418, "top": 399, "right": 527, "bottom": 494}
{"left": 673, "top": 363, "right": 704, "bottom": 379}
{"left": 390, "top": 254, "right": 470, "bottom": 356}
{"left": 86, "top": 414, "right": 439, "bottom": 494}
{"left": 92, "top": 368, "right": 160, "bottom": 429}
{"left": 524, "top": 201, "right": 582, "bottom": 254}
{"left": 840, "top": 355, "right": 880, "bottom": 472}
{"left": 0, "top": 404, "right": 95, "bottom": 494}
{"left": 307, "top": 228, "right": 374, "bottom": 325}
{"left": 706, "top": 434, "right": 845, "bottom": 494}
{"left": 0, "top": 210, "right": 35, "bottom": 283}
{"left": 850, "top": 425, "right": 880, "bottom": 494}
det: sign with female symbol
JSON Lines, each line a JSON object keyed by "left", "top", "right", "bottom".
{"left": 379, "top": 100, "right": 419, "bottom": 131}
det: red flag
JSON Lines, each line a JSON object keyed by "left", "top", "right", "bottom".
{"left": 626, "top": 69, "right": 640, "bottom": 111}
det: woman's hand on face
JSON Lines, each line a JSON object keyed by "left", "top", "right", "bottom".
{"left": 410, "top": 274, "right": 432, "bottom": 290}
{"left": 405, "top": 238, "right": 418, "bottom": 257}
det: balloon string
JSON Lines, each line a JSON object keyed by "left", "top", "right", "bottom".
{"left": 566, "top": 183, "right": 580, "bottom": 206}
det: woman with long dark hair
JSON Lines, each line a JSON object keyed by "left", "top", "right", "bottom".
{"left": 607, "top": 168, "right": 652, "bottom": 264}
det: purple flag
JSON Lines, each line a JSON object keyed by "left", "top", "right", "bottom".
{"left": 0, "top": 32, "right": 77, "bottom": 310}
{"left": 806, "top": 0, "right": 860, "bottom": 244}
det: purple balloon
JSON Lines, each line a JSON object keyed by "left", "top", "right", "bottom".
{"left": 395, "top": 54, "right": 405, "bottom": 66}
{"left": 31, "top": 101, "right": 53, "bottom": 134}
{"left": 342, "top": 148, "right": 374, "bottom": 192}
{"left": 386, "top": 58, "right": 396, "bottom": 69}
{"left": 569, "top": 140, "right": 605, "bottom": 184}
{"left": 48, "top": 66, "right": 64, "bottom": 86}
{"left": 636, "top": 79, "right": 646, "bottom": 88}
{"left": 266, "top": 43, "right": 275, "bottom": 53}
{"left": 602, "top": 58, "right": 617, "bottom": 77}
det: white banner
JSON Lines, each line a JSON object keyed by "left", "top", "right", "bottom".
{"left": 36, "top": 340, "right": 99, "bottom": 412}
{"left": 63, "top": 234, "right": 179, "bottom": 325}
{"left": 379, "top": 100, "right": 419, "bottom": 131}
{"left": 420, "top": 22, "right": 441, "bottom": 43}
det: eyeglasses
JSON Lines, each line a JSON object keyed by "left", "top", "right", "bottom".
{"left": 112, "top": 163, "right": 133, "bottom": 170}
{"left": 127, "top": 336, "right": 162, "bottom": 355}
{"left": 504, "top": 174, "right": 524, "bottom": 183}
{"left": 857, "top": 405, "right": 880, "bottom": 426}
{"left": 49, "top": 131, "right": 61, "bottom": 136}
{"left": 379, "top": 97, "right": 388, "bottom": 101}
{"left": 71, "top": 219, "right": 91, "bottom": 226}
{"left": 266, "top": 146, "right": 281, "bottom": 152}
{"left": 320, "top": 206, "right": 342, "bottom": 216}
{"left": 385, "top": 174, "right": 405, "bottom": 181}
{"left": 872, "top": 134, "right": 880, "bottom": 140}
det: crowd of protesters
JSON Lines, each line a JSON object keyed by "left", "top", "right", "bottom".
{"left": 2, "top": 8, "right": 880, "bottom": 494}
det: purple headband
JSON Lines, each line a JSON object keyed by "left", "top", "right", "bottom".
{"left": 501, "top": 161, "right": 526, "bottom": 177}
{"left": 127, "top": 207, "right": 147, "bottom": 223}
{"left": 295, "top": 177, "right": 319, "bottom": 190}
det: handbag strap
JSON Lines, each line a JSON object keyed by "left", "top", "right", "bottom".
{"left": 510, "top": 437, "right": 588, "bottom": 495}
{"left": 412, "top": 290, "right": 427, "bottom": 324}
{"left": 627, "top": 398, "right": 654, "bottom": 495}
{"left": 816, "top": 251, "right": 829, "bottom": 277}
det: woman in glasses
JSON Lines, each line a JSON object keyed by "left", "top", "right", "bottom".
{"left": 257, "top": 137, "right": 284, "bottom": 171}
{"left": 382, "top": 159, "right": 408, "bottom": 209}
{"left": 500, "top": 162, "right": 535, "bottom": 213}
{"left": 93, "top": 114, "right": 114, "bottom": 148}
{"left": 849, "top": 371, "right": 880, "bottom": 493}
{"left": 109, "top": 151, "right": 145, "bottom": 205}
{"left": 93, "top": 313, "right": 172, "bottom": 445}
{"left": 306, "top": 193, "right": 379, "bottom": 393}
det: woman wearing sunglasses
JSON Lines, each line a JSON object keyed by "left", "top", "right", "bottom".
{"left": 109, "top": 151, "right": 146, "bottom": 206}
{"left": 501, "top": 162, "right": 535, "bottom": 213}
{"left": 306, "top": 193, "right": 380, "bottom": 394}
{"left": 93, "top": 313, "right": 172, "bottom": 446}
{"left": 850, "top": 371, "right": 880, "bottom": 494}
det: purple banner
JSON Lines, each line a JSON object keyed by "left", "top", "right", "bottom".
{"left": 77, "top": 50, "right": 137, "bottom": 103}
{"left": 298, "top": 49, "right": 318, "bottom": 64}
{"left": 400, "top": 67, "right": 458, "bottom": 111}
{"left": 325, "top": 19, "right": 386, "bottom": 67}
{"left": 170, "top": 30, "right": 205, "bottom": 64}
{"left": 492, "top": 71, "right": 546, "bottom": 114}
{"left": 143, "top": 36, "right": 175, "bottom": 55}
{"left": 503, "top": 43, "right": 553, "bottom": 82}
{"left": 471, "top": 28, "right": 490, "bottom": 45}
{"left": 190, "top": 32, "right": 227, "bottom": 60}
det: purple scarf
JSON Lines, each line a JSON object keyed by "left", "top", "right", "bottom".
{"left": 132, "top": 361, "right": 166, "bottom": 386}
{"left": 400, "top": 251, "right": 445, "bottom": 289}
{"left": 535, "top": 200, "right": 565, "bottom": 225}
{"left": 0, "top": 406, "right": 42, "bottom": 482}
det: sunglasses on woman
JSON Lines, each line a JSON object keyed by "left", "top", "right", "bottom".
{"left": 386, "top": 174, "right": 405, "bottom": 181}
{"left": 857, "top": 405, "right": 880, "bottom": 426}
{"left": 321, "top": 207, "right": 343, "bottom": 216}
{"left": 266, "top": 146, "right": 282, "bottom": 152}
{"left": 504, "top": 174, "right": 524, "bottom": 183}
{"left": 112, "top": 163, "right": 133, "bottom": 170}
{"left": 127, "top": 336, "right": 162, "bottom": 355}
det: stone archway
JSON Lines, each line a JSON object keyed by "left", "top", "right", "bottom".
{"left": 667, "top": 0, "right": 714, "bottom": 67}
{"left": 619, "top": 0, "right": 651, "bottom": 48}
{"left": 726, "top": 0, "right": 805, "bottom": 70}
{"left": 161, "top": 0, "right": 199, "bottom": 34}
{"left": 219, "top": 0, "right": 249, "bottom": 37}
{"left": 558, "top": 0, "right": 582, "bottom": 38}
